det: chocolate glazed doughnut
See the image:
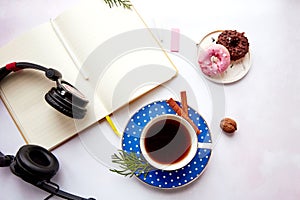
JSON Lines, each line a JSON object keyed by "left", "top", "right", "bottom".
{"left": 216, "top": 30, "right": 249, "bottom": 61}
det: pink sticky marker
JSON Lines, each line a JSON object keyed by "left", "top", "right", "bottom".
{"left": 171, "top": 28, "right": 180, "bottom": 52}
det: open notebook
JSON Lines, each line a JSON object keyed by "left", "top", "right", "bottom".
{"left": 0, "top": 0, "right": 177, "bottom": 150}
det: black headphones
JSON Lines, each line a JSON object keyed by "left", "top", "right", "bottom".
{"left": 0, "top": 62, "right": 94, "bottom": 199}
{"left": 0, "top": 145, "right": 95, "bottom": 200}
{"left": 0, "top": 62, "right": 89, "bottom": 119}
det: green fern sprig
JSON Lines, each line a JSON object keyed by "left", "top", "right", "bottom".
{"left": 110, "top": 150, "right": 154, "bottom": 178}
{"left": 104, "top": 0, "right": 132, "bottom": 9}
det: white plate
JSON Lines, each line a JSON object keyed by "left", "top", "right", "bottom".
{"left": 197, "top": 30, "right": 252, "bottom": 84}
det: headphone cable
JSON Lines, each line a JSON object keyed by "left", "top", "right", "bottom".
{"left": 43, "top": 181, "right": 60, "bottom": 200}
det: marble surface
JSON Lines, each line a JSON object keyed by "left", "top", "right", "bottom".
{"left": 1, "top": 0, "right": 300, "bottom": 199}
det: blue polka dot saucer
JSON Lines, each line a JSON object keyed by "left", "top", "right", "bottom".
{"left": 122, "top": 100, "right": 212, "bottom": 189}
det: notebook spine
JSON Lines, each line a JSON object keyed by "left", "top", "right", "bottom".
{"left": 49, "top": 19, "right": 89, "bottom": 80}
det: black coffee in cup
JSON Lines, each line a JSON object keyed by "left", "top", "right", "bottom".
{"left": 143, "top": 118, "right": 192, "bottom": 165}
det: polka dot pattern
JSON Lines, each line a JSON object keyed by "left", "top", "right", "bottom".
{"left": 122, "top": 100, "right": 212, "bottom": 189}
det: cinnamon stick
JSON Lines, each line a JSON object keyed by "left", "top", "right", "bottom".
{"left": 167, "top": 98, "right": 201, "bottom": 134}
{"left": 180, "top": 91, "right": 188, "bottom": 115}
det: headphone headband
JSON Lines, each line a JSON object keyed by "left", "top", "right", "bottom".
{"left": 2, "top": 62, "right": 62, "bottom": 81}
{"left": 6, "top": 62, "right": 20, "bottom": 72}
{"left": 8, "top": 62, "right": 48, "bottom": 71}
{"left": 0, "top": 62, "right": 61, "bottom": 82}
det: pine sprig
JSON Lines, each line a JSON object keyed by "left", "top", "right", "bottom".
{"left": 110, "top": 150, "right": 154, "bottom": 178}
{"left": 104, "top": 0, "right": 132, "bottom": 9}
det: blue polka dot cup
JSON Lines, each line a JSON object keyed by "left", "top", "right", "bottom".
{"left": 140, "top": 114, "right": 198, "bottom": 171}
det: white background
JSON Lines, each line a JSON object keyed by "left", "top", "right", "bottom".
{"left": 1, "top": 0, "right": 300, "bottom": 199}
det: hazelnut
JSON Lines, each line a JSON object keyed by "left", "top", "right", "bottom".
{"left": 220, "top": 118, "right": 237, "bottom": 134}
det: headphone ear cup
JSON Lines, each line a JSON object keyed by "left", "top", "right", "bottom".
{"left": 45, "top": 88, "right": 86, "bottom": 119}
{"left": 10, "top": 145, "right": 59, "bottom": 182}
{"left": 45, "top": 92, "right": 74, "bottom": 118}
